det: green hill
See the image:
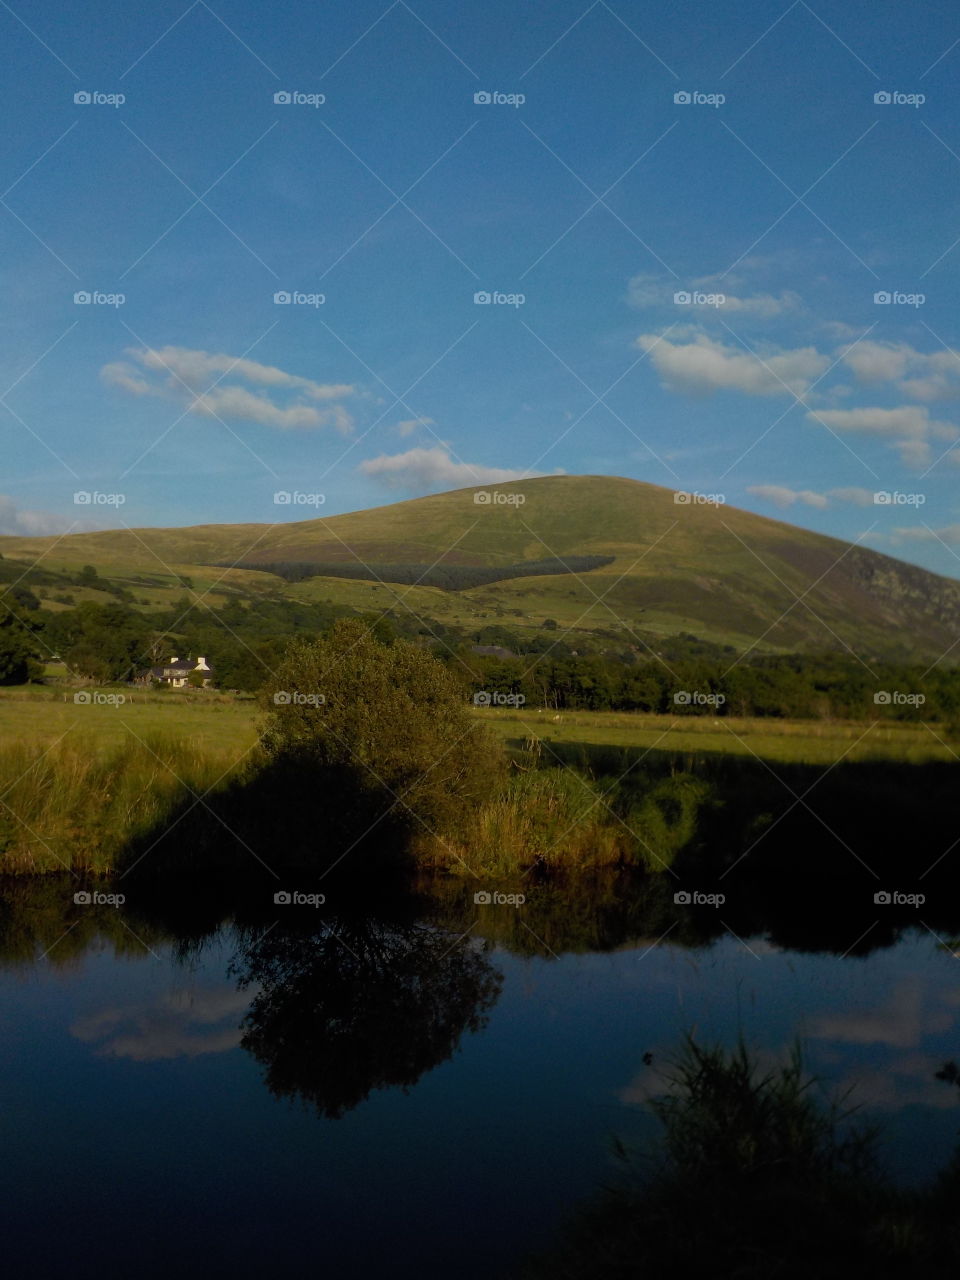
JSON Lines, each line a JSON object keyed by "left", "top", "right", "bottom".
{"left": 2, "top": 475, "right": 958, "bottom": 660}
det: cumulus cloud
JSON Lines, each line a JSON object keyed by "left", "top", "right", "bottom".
{"left": 746, "top": 484, "right": 880, "bottom": 511}
{"left": 101, "top": 345, "right": 356, "bottom": 432}
{"left": 892, "top": 524, "right": 960, "bottom": 545}
{"left": 637, "top": 331, "right": 830, "bottom": 397}
{"left": 839, "top": 341, "right": 960, "bottom": 402}
{"left": 359, "top": 445, "right": 556, "bottom": 493}
{"left": 627, "top": 272, "right": 799, "bottom": 316}
{"left": 0, "top": 495, "right": 76, "bottom": 536}
{"left": 808, "top": 405, "right": 958, "bottom": 467}
{"left": 746, "top": 484, "right": 828, "bottom": 509}
{"left": 395, "top": 416, "right": 435, "bottom": 437}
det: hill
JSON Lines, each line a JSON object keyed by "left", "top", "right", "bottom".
{"left": 2, "top": 475, "right": 958, "bottom": 661}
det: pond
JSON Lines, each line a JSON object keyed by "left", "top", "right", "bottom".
{"left": 1, "top": 875, "right": 959, "bottom": 1277}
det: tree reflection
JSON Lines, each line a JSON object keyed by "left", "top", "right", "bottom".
{"left": 230, "top": 914, "right": 503, "bottom": 1118}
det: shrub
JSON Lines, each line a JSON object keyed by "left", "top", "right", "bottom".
{"left": 260, "top": 619, "right": 505, "bottom": 840}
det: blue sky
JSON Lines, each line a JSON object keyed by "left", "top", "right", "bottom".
{"left": 3, "top": 0, "right": 960, "bottom": 574}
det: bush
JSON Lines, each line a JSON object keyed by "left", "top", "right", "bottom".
{"left": 260, "top": 619, "right": 505, "bottom": 841}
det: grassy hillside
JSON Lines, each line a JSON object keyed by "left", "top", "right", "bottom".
{"left": 2, "top": 475, "right": 959, "bottom": 660}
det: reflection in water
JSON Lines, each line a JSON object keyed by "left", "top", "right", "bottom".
{"left": 72, "top": 986, "right": 250, "bottom": 1061}
{"left": 230, "top": 915, "right": 503, "bottom": 1118}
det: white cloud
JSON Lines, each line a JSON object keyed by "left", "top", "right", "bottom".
{"left": 359, "top": 445, "right": 555, "bottom": 493}
{"left": 892, "top": 524, "right": 960, "bottom": 545}
{"left": 0, "top": 495, "right": 75, "bottom": 536}
{"left": 746, "top": 484, "right": 828, "bottom": 509}
{"left": 396, "top": 416, "right": 434, "bottom": 437}
{"left": 637, "top": 331, "right": 829, "bottom": 397}
{"left": 827, "top": 486, "right": 875, "bottom": 507}
{"left": 102, "top": 345, "right": 356, "bottom": 432}
{"left": 627, "top": 273, "right": 799, "bottom": 316}
{"left": 839, "top": 341, "right": 960, "bottom": 402}
{"left": 808, "top": 405, "right": 958, "bottom": 466}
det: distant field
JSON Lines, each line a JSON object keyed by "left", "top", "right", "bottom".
{"left": 0, "top": 689, "right": 951, "bottom": 766}
{"left": 0, "top": 688, "right": 260, "bottom": 756}
{"left": 479, "top": 707, "right": 956, "bottom": 765}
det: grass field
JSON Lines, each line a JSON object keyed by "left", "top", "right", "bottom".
{"left": 481, "top": 707, "right": 958, "bottom": 765}
{"left": 0, "top": 688, "right": 953, "bottom": 765}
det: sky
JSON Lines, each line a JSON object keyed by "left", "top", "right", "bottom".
{"left": 3, "top": 0, "right": 960, "bottom": 575}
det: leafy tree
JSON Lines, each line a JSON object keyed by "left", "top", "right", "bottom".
{"left": 0, "top": 593, "right": 42, "bottom": 684}
{"left": 260, "top": 619, "right": 505, "bottom": 838}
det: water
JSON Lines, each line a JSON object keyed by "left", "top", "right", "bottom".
{"left": 1, "top": 878, "right": 959, "bottom": 1278}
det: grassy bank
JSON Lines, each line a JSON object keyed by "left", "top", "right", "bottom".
{"left": 0, "top": 734, "right": 251, "bottom": 874}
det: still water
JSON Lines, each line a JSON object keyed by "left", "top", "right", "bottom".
{"left": 1, "top": 878, "right": 959, "bottom": 1277}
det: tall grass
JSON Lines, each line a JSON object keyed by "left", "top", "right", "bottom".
{"left": 525, "top": 1036, "right": 960, "bottom": 1278}
{"left": 0, "top": 734, "right": 247, "bottom": 875}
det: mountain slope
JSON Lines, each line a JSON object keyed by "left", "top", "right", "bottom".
{"left": 2, "top": 476, "right": 958, "bottom": 661}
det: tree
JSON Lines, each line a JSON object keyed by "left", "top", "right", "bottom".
{"left": 260, "top": 618, "right": 505, "bottom": 838}
{"left": 0, "top": 593, "right": 42, "bottom": 684}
